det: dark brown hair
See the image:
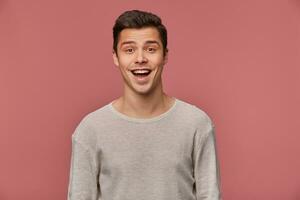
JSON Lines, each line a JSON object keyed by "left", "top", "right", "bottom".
{"left": 113, "top": 10, "right": 168, "bottom": 57}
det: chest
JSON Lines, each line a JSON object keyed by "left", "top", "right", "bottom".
{"left": 97, "top": 124, "right": 196, "bottom": 178}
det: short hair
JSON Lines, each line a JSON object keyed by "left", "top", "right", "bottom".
{"left": 112, "top": 9, "right": 168, "bottom": 57}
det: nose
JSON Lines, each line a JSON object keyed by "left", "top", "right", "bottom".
{"left": 135, "top": 49, "right": 148, "bottom": 64}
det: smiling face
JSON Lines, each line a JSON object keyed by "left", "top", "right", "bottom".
{"left": 112, "top": 26, "right": 168, "bottom": 96}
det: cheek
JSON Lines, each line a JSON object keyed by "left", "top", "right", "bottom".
{"left": 117, "top": 61, "right": 129, "bottom": 71}
{"left": 151, "top": 54, "right": 164, "bottom": 63}
{"left": 119, "top": 57, "right": 133, "bottom": 68}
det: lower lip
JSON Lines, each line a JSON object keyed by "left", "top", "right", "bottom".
{"left": 131, "top": 72, "right": 151, "bottom": 83}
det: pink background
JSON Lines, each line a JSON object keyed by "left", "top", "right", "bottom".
{"left": 1, "top": 0, "right": 300, "bottom": 199}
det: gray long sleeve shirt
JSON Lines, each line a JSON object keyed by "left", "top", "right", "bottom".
{"left": 67, "top": 98, "right": 222, "bottom": 200}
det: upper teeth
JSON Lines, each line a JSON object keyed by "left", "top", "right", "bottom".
{"left": 132, "top": 69, "right": 151, "bottom": 73}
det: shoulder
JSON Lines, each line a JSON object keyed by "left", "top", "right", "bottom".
{"left": 176, "top": 98, "right": 215, "bottom": 132}
{"left": 72, "top": 102, "right": 111, "bottom": 142}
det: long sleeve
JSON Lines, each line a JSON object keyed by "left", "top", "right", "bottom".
{"left": 193, "top": 124, "right": 222, "bottom": 200}
{"left": 67, "top": 135, "right": 100, "bottom": 200}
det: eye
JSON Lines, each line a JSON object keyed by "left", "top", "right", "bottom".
{"left": 147, "top": 47, "right": 157, "bottom": 52}
{"left": 125, "top": 48, "right": 134, "bottom": 53}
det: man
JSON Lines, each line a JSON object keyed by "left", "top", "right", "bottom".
{"left": 67, "top": 9, "right": 222, "bottom": 200}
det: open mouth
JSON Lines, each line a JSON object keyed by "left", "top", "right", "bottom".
{"left": 130, "top": 69, "right": 152, "bottom": 77}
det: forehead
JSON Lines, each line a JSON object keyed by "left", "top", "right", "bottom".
{"left": 118, "top": 27, "right": 161, "bottom": 47}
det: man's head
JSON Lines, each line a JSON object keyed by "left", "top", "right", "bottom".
{"left": 113, "top": 10, "right": 168, "bottom": 58}
{"left": 112, "top": 10, "right": 169, "bottom": 96}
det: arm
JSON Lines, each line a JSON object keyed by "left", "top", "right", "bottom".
{"left": 193, "top": 124, "right": 222, "bottom": 200}
{"left": 67, "top": 135, "right": 100, "bottom": 200}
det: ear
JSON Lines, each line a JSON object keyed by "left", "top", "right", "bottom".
{"left": 163, "top": 48, "right": 168, "bottom": 65}
{"left": 112, "top": 50, "right": 119, "bottom": 67}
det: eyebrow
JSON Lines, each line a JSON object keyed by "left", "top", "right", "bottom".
{"left": 120, "top": 40, "right": 160, "bottom": 47}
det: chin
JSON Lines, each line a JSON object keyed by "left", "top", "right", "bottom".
{"left": 133, "top": 88, "right": 152, "bottom": 95}
{"left": 132, "top": 85, "right": 154, "bottom": 95}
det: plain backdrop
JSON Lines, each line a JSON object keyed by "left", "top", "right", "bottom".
{"left": 0, "top": 0, "right": 300, "bottom": 199}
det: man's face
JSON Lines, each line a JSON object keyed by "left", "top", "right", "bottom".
{"left": 112, "top": 27, "right": 168, "bottom": 96}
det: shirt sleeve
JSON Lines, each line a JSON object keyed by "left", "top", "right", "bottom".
{"left": 193, "top": 124, "right": 222, "bottom": 200}
{"left": 67, "top": 135, "right": 100, "bottom": 200}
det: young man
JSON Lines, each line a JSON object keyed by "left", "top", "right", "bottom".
{"left": 67, "top": 10, "right": 222, "bottom": 200}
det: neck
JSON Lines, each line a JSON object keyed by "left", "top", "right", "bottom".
{"left": 113, "top": 84, "right": 174, "bottom": 119}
